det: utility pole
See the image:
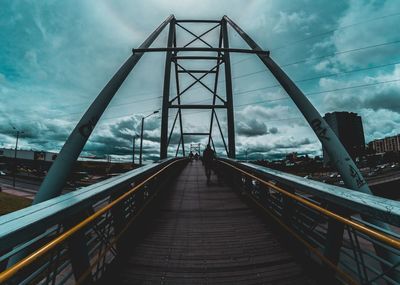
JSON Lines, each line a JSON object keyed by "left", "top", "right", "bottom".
{"left": 12, "top": 128, "right": 23, "bottom": 188}
{"left": 139, "top": 110, "right": 159, "bottom": 166}
{"left": 132, "top": 135, "right": 136, "bottom": 166}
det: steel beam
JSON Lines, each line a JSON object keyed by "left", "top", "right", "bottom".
{"left": 172, "top": 56, "right": 224, "bottom": 60}
{"left": 208, "top": 25, "right": 223, "bottom": 148}
{"left": 160, "top": 19, "right": 175, "bottom": 159}
{"left": 182, "top": 132, "right": 210, "bottom": 135}
{"left": 176, "top": 20, "right": 221, "bottom": 23}
{"left": 176, "top": 23, "right": 219, "bottom": 48}
{"left": 33, "top": 15, "right": 174, "bottom": 204}
{"left": 177, "top": 70, "right": 217, "bottom": 73}
{"left": 214, "top": 112, "right": 229, "bottom": 155}
{"left": 173, "top": 23, "right": 185, "bottom": 157}
{"left": 133, "top": 47, "right": 269, "bottom": 55}
{"left": 170, "top": 105, "right": 226, "bottom": 109}
{"left": 224, "top": 15, "right": 400, "bottom": 277}
{"left": 221, "top": 19, "right": 236, "bottom": 158}
{"left": 167, "top": 111, "right": 179, "bottom": 147}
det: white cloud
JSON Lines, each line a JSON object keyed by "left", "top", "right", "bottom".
{"left": 273, "top": 11, "right": 317, "bottom": 33}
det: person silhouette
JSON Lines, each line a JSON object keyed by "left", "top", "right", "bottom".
{"left": 202, "top": 144, "right": 215, "bottom": 185}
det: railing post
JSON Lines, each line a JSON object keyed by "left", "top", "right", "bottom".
{"left": 110, "top": 189, "right": 129, "bottom": 255}
{"left": 324, "top": 204, "right": 346, "bottom": 276}
{"left": 64, "top": 213, "right": 94, "bottom": 284}
{"left": 281, "top": 186, "right": 295, "bottom": 225}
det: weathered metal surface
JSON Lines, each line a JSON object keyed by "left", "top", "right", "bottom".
{"left": 115, "top": 162, "right": 313, "bottom": 284}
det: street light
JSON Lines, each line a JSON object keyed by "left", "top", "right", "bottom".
{"left": 132, "top": 133, "right": 139, "bottom": 166}
{"left": 12, "top": 127, "right": 24, "bottom": 187}
{"left": 139, "top": 110, "right": 159, "bottom": 166}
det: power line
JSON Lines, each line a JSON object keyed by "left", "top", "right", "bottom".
{"left": 96, "top": 77, "right": 400, "bottom": 123}
{"left": 281, "top": 39, "right": 400, "bottom": 67}
{"left": 13, "top": 39, "right": 400, "bottom": 122}
{"left": 231, "top": 40, "right": 400, "bottom": 82}
{"left": 233, "top": 60, "right": 400, "bottom": 95}
{"left": 272, "top": 12, "right": 400, "bottom": 52}
{"left": 233, "top": 78, "right": 400, "bottom": 108}
{"left": 231, "top": 11, "right": 400, "bottom": 66}
{"left": 48, "top": 58, "right": 400, "bottom": 122}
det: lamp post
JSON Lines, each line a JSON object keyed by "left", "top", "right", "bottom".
{"left": 132, "top": 133, "right": 138, "bottom": 166}
{"left": 139, "top": 110, "right": 159, "bottom": 166}
{"left": 12, "top": 128, "right": 24, "bottom": 187}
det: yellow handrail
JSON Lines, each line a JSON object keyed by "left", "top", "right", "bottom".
{"left": 219, "top": 160, "right": 400, "bottom": 250}
{"left": 0, "top": 159, "right": 182, "bottom": 283}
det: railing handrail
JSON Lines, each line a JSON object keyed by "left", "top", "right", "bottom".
{"left": 219, "top": 158, "right": 400, "bottom": 227}
{"left": 218, "top": 160, "right": 400, "bottom": 251}
{"left": 0, "top": 158, "right": 184, "bottom": 283}
{"left": 0, "top": 158, "right": 179, "bottom": 252}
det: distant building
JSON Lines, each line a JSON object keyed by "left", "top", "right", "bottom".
{"left": 0, "top": 148, "right": 58, "bottom": 162}
{"left": 368, "top": 134, "right": 400, "bottom": 153}
{"left": 323, "top": 112, "right": 365, "bottom": 165}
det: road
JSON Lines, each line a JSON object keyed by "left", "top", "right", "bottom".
{"left": 0, "top": 176, "right": 41, "bottom": 193}
{"left": 0, "top": 175, "right": 75, "bottom": 194}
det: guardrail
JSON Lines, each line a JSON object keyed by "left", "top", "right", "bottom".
{"left": 217, "top": 158, "right": 400, "bottom": 285}
{"left": 0, "top": 158, "right": 186, "bottom": 284}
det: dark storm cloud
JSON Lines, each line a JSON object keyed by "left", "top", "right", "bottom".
{"left": 324, "top": 84, "right": 400, "bottom": 114}
{"left": 269, "top": 127, "right": 278, "bottom": 134}
{"left": 237, "top": 119, "right": 268, "bottom": 137}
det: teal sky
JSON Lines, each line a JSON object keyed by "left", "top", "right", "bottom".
{"left": 1, "top": 0, "right": 400, "bottom": 161}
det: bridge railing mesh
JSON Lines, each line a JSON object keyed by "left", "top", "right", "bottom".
{"left": 217, "top": 158, "right": 400, "bottom": 285}
{"left": 0, "top": 158, "right": 186, "bottom": 284}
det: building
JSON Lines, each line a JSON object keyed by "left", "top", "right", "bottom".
{"left": 368, "top": 134, "right": 400, "bottom": 153}
{"left": 323, "top": 112, "right": 365, "bottom": 165}
{"left": 0, "top": 148, "right": 57, "bottom": 162}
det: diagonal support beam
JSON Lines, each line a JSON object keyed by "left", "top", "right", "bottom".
{"left": 178, "top": 23, "right": 220, "bottom": 48}
{"left": 176, "top": 23, "right": 214, "bottom": 48}
{"left": 167, "top": 111, "right": 179, "bottom": 147}
{"left": 224, "top": 15, "right": 400, "bottom": 277}
{"left": 160, "top": 19, "right": 175, "bottom": 159}
{"left": 221, "top": 18, "right": 236, "bottom": 158}
{"left": 169, "top": 61, "right": 224, "bottom": 103}
{"left": 176, "top": 62, "right": 226, "bottom": 104}
{"left": 33, "top": 15, "right": 174, "bottom": 204}
{"left": 214, "top": 111, "right": 229, "bottom": 155}
{"left": 209, "top": 24, "right": 224, "bottom": 148}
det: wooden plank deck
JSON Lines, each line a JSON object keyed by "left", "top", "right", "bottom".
{"left": 115, "top": 161, "right": 314, "bottom": 284}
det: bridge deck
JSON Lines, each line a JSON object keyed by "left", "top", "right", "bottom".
{"left": 115, "top": 161, "right": 314, "bottom": 284}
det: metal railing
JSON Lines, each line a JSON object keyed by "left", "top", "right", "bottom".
{"left": 217, "top": 158, "right": 400, "bottom": 285}
{"left": 0, "top": 158, "right": 186, "bottom": 284}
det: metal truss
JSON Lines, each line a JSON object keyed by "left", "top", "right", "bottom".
{"left": 158, "top": 19, "right": 236, "bottom": 159}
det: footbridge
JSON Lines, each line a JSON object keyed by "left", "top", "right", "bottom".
{"left": 1, "top": 15, "right": 400, "bottom": 284}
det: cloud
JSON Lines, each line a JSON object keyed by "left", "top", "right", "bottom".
{"left": 321, "top": 64, "right": 400, "bottom": 114}
{"left": 273, "top": 11, "right": 317, "bottom": 34}
{"left": 312, "top": 0, "right": 400, "bottom": 70}
{"left": 237, "top": 118, "right": 268, "bottom": 136}
{"left": 1, "top": 0, "right": 399, "bottom": 162}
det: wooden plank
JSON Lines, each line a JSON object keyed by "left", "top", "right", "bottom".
{"left": 115, "top": 161, "right": 314, "bottom": 284}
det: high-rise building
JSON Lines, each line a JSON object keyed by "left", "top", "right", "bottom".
{"left": 368, "top": 134, "right": 400, "bottom": 153}
{"left": 323, "top": 112, "right": 365, "bottom": 165}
